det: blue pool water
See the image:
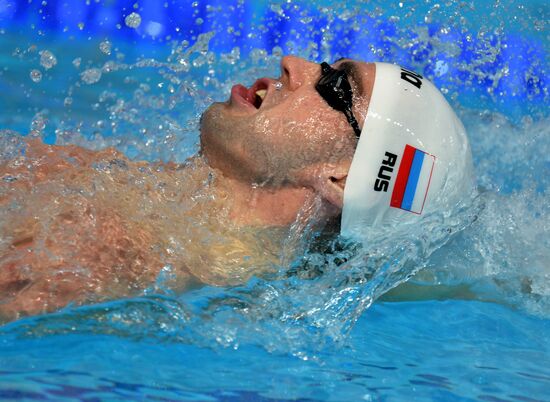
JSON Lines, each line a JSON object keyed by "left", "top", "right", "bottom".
{"left": 1, "top": 0, "right": 549, "bottom": 401}
{"left": 0, "top": 301, "right": 548, "bottom": 401}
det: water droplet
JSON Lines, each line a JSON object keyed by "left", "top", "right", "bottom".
{"left": 533, "top": 19, "right": 545, "bottom": 32}
{"left": 270, "top": 3, "right": 283, "bottom": 16}
{"left": 103, "top": 61, "right": 116, "bottom": 73}
{"left": 81, "top": 68, "right": 102, "bottom": 84}
{"left": 39, "top": 50, "right": 57, "bottom": 69}
{"left": 125, "top": 12, "right": 142, "bottom": 28}
{"left": 195, "top": 17, "right": 203, "bottom": 25}
{"left": 145, "top": 21, "right": 162, "bottom": 36}
{"left": 434, "top": 60, "right": 449, "bottom": 76}
{"left": 72, "top": 57, "right": 81, "bottom": 68}
{"left": 99, "top": 40, "right": 112, "bottom": 55}
{"left": 221, "top": 47, "right": 240, "bottom": 65}
{"left": 271, "top": 46, "right": 283, "bottom": 58}
{"left": 78, "top": 22, "right": 85, "bottom": 30}
{"left": 31, "top": 116, "right": 47, "bottom": 132}
{"left": 30, "top": 69, "right": 42, "bottom": 82}
{"left": 64, "top": 97, "right": 73, "bottom": 107}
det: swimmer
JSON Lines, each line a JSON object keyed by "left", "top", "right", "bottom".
{"left": 0, "top": 56, "right": 473, "bottom": 321}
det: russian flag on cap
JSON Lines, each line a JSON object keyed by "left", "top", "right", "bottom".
{"left": 390, "top": 144, "right": 435, "bottom": 214}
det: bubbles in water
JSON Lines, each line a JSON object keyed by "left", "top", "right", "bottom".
{"left": 39, "top": 50, "right": 57, "bottom": 69}
{"left": 125, "top": 12, "right": 142, "bottom": 29}
{"left": 99, "top": 40, "right": 112, "bottom": 55}
{"left": 29, "top": 69, "right": 42, "bottom": 82}
{"left": 80, "top": 68, "right": 102, "bottom": 84}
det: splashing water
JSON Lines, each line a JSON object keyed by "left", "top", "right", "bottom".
{"left": 0, "top": 0, "right": 548, "bottom": 363}
{"left": 0, "top": 3, "right": 549, "bottom": 401}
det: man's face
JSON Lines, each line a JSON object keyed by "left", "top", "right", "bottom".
{"left": 200, "top": 56, "right": 375, "bottom": 186}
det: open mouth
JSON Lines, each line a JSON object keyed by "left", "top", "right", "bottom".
{"left": 251, "top": 79, "right": 269, "bottom": 109}
{"left": 253, "top": 88, "right": 267, "bottom": 108}
{"left": 231, "top": 78, "right": 271, "bottom": 110}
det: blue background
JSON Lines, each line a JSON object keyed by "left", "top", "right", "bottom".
{"left": 0, "top": 0, "right": 547, "bottom": 121}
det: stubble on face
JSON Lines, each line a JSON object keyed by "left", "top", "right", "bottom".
{"left": 200, "top": 80, "right": 359, "bottom": 188}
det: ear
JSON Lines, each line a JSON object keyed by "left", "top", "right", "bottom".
{"left": 298, "top": 161, "right": 351, "bottom": 209}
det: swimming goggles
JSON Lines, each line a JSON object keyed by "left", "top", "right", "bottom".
{"left": 315, "top": 62, "right": 362, "bottom": 138}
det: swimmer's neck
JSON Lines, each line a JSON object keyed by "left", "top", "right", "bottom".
{"left": 223, "top": 176, "right": 315, "bottom": 227}
{"left": 198, "top": 162, "right": 321, "bottom": 227}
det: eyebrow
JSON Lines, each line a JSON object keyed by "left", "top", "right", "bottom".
{"left": 336, "top": 60, "right": 364, "bottom": 97}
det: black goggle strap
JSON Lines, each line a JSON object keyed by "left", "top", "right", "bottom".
{"left": 318, "top": 62, "right": 362, "bottom": 138}
{"left": 345, "top": 109, "right": 362, "bottom": 138}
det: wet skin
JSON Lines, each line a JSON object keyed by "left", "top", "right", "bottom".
{"left": 200, "top": 56, "right": 375, "bottom": 195}
{"left": 0, "top": 56, "right": 376, "bottom": 321}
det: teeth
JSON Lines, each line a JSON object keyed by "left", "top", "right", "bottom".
{"left": 255, "top": 89, "right": 267, "bottom": 100}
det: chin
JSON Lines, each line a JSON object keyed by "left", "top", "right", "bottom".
{"left": 200, "top": 102, "right": 220, "bottom": 130}
{"left": 199, "top": 104, "right": 224, "bottom": 146}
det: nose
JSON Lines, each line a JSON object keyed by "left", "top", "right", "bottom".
{"left": 280, "top": 56, "right": 319, "bottom": 91}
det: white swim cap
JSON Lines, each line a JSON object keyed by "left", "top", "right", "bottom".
{"left": 341, "top": 63, "right": 474, "bottom": 239}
